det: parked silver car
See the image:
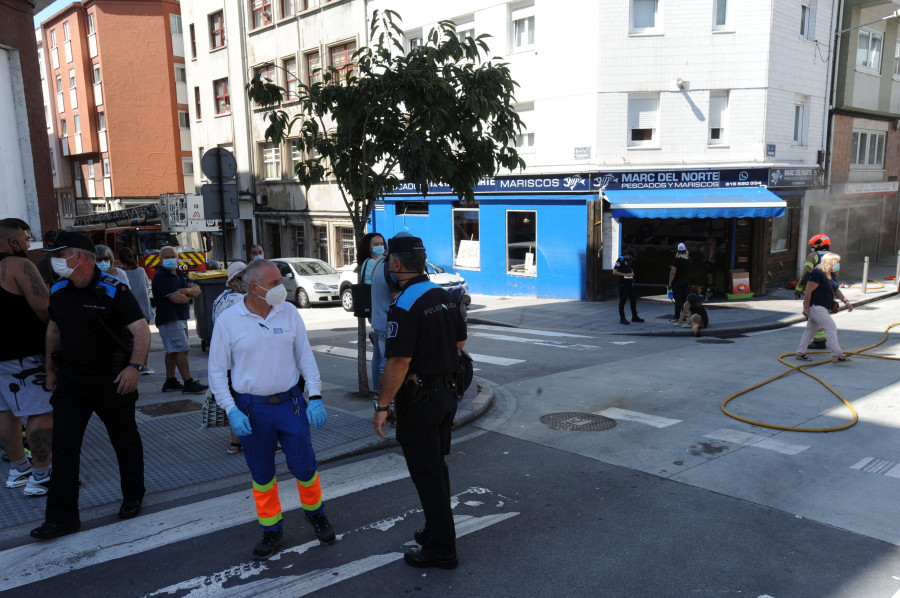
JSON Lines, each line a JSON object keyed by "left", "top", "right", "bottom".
{"left": 271, "top": 258, "right": 342, "bottom": 308}
{"left": 338, "top": 259, "right": 470, "bottom": 312}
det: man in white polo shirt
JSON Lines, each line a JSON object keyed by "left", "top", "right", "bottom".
{"left": 208, "top": 259, "right": 335, "bottom": 560}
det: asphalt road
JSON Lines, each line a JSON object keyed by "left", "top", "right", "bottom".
{"left": 4, "top": 298, "right": 900, "bottom": 597}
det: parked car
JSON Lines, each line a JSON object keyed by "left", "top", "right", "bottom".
{"left": 271, "top": 258, "right": 342, "bottom": 308}
{"left": 339, "top": 259, "right": 471, "bottom": 312}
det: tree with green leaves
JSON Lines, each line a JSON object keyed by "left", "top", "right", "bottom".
{"left": 247, "top": 9, "right": 525, "bottom": 394}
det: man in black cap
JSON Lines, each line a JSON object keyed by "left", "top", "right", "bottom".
{"left": 374, "top": 234, "right": 467, "bottom": 570}
{"left": 612, "top": 248, "right": 644, "bottom": 325}
{"left": 31, "top": 232, "right": 151, "bottom": 540}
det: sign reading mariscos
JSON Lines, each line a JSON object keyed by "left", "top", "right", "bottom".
{"left": 387, "top": 168, "right": 770, "bottom": 195}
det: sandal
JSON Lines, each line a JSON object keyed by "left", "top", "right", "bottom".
{"left": 795, "top": 354, "right": 812, "bottom": 361}
{"left": 226, "top": 442, "right": 242, "bottom": 454}
{"left": 832, "top": 355, "right": 852, "bottom": 363}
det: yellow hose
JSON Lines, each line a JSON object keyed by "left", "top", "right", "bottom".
{"left": 847, "top": 279, "right": 885, "bottom": 289}
{"left": 721, "top": 322, "right": 900, "bottom": 433}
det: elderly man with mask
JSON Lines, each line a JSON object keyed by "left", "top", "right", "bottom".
{"left": 151, "top": 246, "right": 207, "bottom": 394}
{"left": 208, "top": 259, "right": 335, "bottom": 560}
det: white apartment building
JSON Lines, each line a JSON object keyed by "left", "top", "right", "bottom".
{"left": 367, "top": 0, "right": 834, "bottom": 299}
{"left": 181, "top": 0, "right": 363, "bottom": 264}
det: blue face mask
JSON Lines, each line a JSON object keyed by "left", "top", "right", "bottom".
{"left": 253, "top": 255, "right": 264, "bottom": 260}
{"left": 372, "top": 246, "right": 385, "bottom": 257}
{"left": 162, "top": 258, "right": 178, "bottom": 270}
{"left": 98, "top": 260, "right": 111, "bottom": 272}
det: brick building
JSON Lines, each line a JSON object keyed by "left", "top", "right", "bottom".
{"left": 39, "top": 0, "right": 192, "bottom": 219}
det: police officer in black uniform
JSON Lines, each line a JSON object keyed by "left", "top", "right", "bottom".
{"left": 374, "top": 235, "right": 467, "bottom": 570}
{"left": 31, "top": 232, "right": 151, "bottom": 540}
{"left": 612, "top": 248, "right": 644, "bottom": 325}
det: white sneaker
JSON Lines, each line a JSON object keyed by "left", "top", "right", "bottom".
{"left": 6, "top": 465, "right": 33, "bottom": 488}
{"left": 23, "top": 471, "right": 51, "bottom": 496}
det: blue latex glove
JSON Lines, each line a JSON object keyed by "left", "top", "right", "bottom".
{"left": 307, "top": 397, "right": 327, "bottom": 430}
{"left": 228, "top": 406, "right": 252, "bottom": 436}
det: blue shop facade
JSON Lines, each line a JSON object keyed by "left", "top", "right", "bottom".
{"left": 371, "top": 167, "right": 806, "bottom": 300}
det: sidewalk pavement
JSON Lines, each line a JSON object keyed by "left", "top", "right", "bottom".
{"left": 1, "top": 261, "right": 897, "bottom": 537}
{"left": 467, "top": 261, "right": 900, "bottom": 336}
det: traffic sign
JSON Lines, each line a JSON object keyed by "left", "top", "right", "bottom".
{"left": 201, "top": 184, "right": 239, "bottom": 220}
{"left": 200, "top": 147, "right": 237, "bottom": 182}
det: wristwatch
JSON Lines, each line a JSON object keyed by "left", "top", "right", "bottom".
{"left": 129, "top": 363, "right": 143, "bottom": 371}
{"left": 374, "top": 401, "right": 390, "bottom": 413}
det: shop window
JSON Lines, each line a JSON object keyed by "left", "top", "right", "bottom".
{"left": 770, "top": 211, "right": 790, "bottom": 253}
{"left": 453, "top": 206, "right": 480, "bottom": 269}
{"left": 507, "top": 210, "right": 536, "bottom": 276}
{"left": 396, "top": 201, "right": 428, "bottom": 215}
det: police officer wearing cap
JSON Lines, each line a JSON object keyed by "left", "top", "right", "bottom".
{"left": 612, "top": 248, "right": 644, "bottom": 325}
{"left": 374, "top": 235, "right": 467, "bottom": 570}
{"left": 31, "top": 232, "right": 151, "bottom": 540}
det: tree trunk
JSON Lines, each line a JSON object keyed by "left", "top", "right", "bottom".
{"left": 354, "top": 217, "right": 371, "bottom": 397}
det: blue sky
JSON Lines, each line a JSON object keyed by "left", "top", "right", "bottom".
{"left": 34, "top": 0, "right": 74, "bottom": 28}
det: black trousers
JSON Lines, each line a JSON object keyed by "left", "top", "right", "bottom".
{"left": 396, "top": 382, "right": 458, "bottom": 558}
{"left": 45, "top": 367, "right": 145, "bottom": 524}
{"left": 672, "top": 283, "right": 689, "bottom": 319}
{"left": 617, "top": 281, "right": 638, "bottom": 319}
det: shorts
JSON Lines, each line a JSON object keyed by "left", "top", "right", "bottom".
{"left": 158, "top": 320, "right": 190, "bottom": 353}
{"left": 0, "top": 355, "right": 52, "bottom": 416}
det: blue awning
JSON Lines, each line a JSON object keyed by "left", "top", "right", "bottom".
{"left": 605, "top": 187, "right": 786, "bottom": 219}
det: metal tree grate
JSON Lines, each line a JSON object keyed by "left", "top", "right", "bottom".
{"left": 539, "top": 412, "right": 617, "bottom": 432}
{"left": 137, "top": 399, "right": 202, "bottom": 417}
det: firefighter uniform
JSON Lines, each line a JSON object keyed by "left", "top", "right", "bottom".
{"left": 44, "top": 269, "right": 147, "bottom": 527}
{"left": 385, "top": 273, "right": 467, "bottom": 563}
{"left": 208, "top": 299, "right": 329, "bottom": 537}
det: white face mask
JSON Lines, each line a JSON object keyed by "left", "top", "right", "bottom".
{"left": 51, "top": 254, "right": 77, "bottom": 278}
{"left": 256, "top": 283, "right": 287, "bottom": 307}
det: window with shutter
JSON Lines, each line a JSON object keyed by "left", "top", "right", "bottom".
{"left": 708, "top": 91, "right": 728, "bottom": 144}
{"left": 628, "top": 95, "right": 658, "bottom": 146}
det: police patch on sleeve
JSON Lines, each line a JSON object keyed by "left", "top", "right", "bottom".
{"left": 386, "top": 321, "right": 398, "bottom": 338}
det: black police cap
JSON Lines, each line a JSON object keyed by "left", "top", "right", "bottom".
{"left": 43, "top": 231, "right": 95, "bottom": 253}
{"left": 388, "top": 235, "right": 425, "bottom": 253}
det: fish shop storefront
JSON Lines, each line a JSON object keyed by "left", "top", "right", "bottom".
{"left": 372, "top": 175, "right": 595, "bottom": 300}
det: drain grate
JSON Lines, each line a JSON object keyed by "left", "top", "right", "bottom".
{"left": 539, "top": 412, "right": 617, "bottom": 432}
{"left": 697, "top": 339, "right": 735, "bottom": 344}
{"left": 137, "top": 399, "right": 202, "bottom": 417}
{"left": 331, "top": 327, "right": 358, "bottom": 332}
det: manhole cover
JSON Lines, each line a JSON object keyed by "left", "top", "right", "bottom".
{"left": 539, "top": 412, "right": 617, "bottom": 431}
{"left": 137, "top": 399, "right": 201, "bottom": 417}
{"left": 697, "top": 339, "right": 734, "bottom": 344}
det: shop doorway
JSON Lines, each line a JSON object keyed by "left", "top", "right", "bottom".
{"left": 620, "top": 218, "right": 731, "bottom": 294}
